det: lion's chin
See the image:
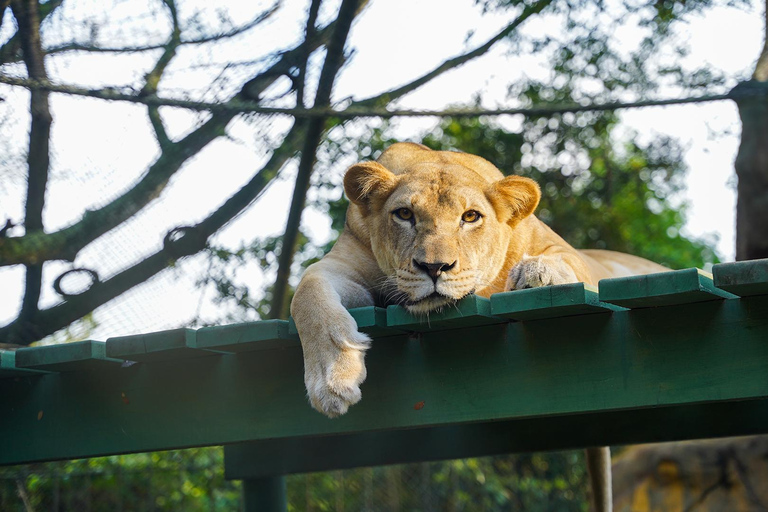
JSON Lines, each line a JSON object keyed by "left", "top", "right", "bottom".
{"left": 403, "top": 292, "right": 459, "bottom": 314}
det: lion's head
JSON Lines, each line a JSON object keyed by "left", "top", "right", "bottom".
{"left": 343, "top": 143, "right": 541, "bottom": 314}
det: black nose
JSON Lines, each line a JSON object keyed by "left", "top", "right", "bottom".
{"left": 413, "top": 259, "right": 456, "bottom": 282}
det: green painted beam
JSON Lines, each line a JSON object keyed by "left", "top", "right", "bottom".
{"left": 197, "top": 320, "right": 297, "bottom": 353}
{"left": 0, "top": 350, "right": 49, "bottom": 378}
{"left": 224, "top": 398, "right": 768, "bottom": 478}
{"left": 386, "top": 295, "right": 502, "bottom": 331}
{"left": 713, "top": 259, "right": 768, "bottom": 297}
{"left": 3, "top": 295, "right": 768, "bottom": 466}
{"left": 490, "top": 283, "right": 625, "bottom": 321}
{"left": 15, "top": 341, "right": 123, "bottom": 372}
{"left": 106, "top": 328, "right": 215, "bottom": 362}
{"left": 599, "top": 268, "right": 737, "bottom": 308}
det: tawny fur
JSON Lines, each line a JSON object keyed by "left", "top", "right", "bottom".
{"left": 291, "top": 142, "right": 669, "bottom": 512}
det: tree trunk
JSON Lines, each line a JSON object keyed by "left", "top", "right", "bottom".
{"left": 733, "top": 80, "right": 768, "bottom": 261}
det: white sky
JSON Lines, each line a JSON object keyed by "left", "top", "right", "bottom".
{"left": 0, "top": 0, "right": 764, "bottom": 341}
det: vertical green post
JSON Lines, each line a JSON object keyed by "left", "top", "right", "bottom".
{"left": 242, "top": 476, "right": 287, "bottom": 512}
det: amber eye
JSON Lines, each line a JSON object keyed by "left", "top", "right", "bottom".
{"left": 461, "top": 210, "right": 481, "bottom": 223}
{"left": 394, "top": 208, "right": 414, "bottom": 221}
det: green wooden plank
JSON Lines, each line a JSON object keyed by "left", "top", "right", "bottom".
{"left": 289, "top": 307, "right": 405, "bottom": 338}
{"left": 0, "top": 350, "right": 49, "bottom": 378}
{"left": 15, "top": 341, "right": 123, "bottom": 372}
{"left": 3, "top": 296, "right": 768, "bottom": 465}
{"left": 386, "top": 295, "right": 503, "bottom": 331}
{"left": 490, "top": 283, "right": 625, "bottom": 321}
{"left": 713, "top": 259, "right": 768, "bottom": 297}
{"left": 599, "top": 268, "right": 738, "bottom": 308}
{"left": 106, "top": 328, "right": 210, "bottom": 362}
{"left": 197, "top": 320, "right": 297, "bottom": 353}
{"left": 224, "top": 399, "right": 768, "bottom": 478}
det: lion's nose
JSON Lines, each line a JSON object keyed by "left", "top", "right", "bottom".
{"left": 413, "top": 259, "right": 456, "bottom": 282}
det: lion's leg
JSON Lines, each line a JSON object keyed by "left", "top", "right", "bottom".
{"left": 291, "top": 235, "right": 381, "bottom": 418}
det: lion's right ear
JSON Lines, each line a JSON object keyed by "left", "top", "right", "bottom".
{"left": 343, "top": 162, "right": 398, "bottom": 209}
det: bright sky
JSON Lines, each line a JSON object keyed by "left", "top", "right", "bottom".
{"left": 0, "top": 0, "right": 764, "bottom": 341}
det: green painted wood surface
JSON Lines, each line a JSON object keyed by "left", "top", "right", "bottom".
{"left": 224, "top": 398, "right": 768, "bottom": 478}
{"left": 490, "top": 283, "right": 625, "bottom": 321}
{"left": 713, "top": 259, "right": 768, "bottom": 296}
{"left": 15, "top": 341, "right": 123, "bottom": 372}
{"left": 106, "top": 328, "right": 212, "bottom": 362}
{"left": 289, "top": 307, "right": 406, "bottom": 338}
{"left": 197, "top": 320, "right": 297, "bottom": 353}
{"left": 3, "top": 295, "right": 768, "bottom": 465}
{"left": 599, "top": 268, "right": 737, "bottom": 308}
{"left": 386, "top": 295, "right": 502, "bottom": 331}
{"left": 0, "top": 350, "right": 48, "bottom": 378}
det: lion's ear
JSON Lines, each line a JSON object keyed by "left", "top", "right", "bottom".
{"left": 487, "top": 175, "right": 541, "bottom": 226}
{"left": 343, "top": 162, "right": 398, "bottom": 209}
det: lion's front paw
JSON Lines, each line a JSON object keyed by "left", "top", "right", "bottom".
{"left": 506, "top": 254, "right": 579, "bottom": 290}
{"left": 303, "top": 325, "right": 370, "bottom": 418}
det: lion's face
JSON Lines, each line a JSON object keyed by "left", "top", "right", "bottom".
{"left": 344, "top": 146, "right": 541, "bottom": 314}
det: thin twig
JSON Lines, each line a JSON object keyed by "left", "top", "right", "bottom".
{"left": 0, "top": 74, "right": 744, "bottom": 117}
{"left": 0, "top": 2, "right": 279, "bottom": 63}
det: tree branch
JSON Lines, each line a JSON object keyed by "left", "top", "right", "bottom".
{"left": 0, "top": 122, "right": 306, "bottom": 345}
{"left": 270, "top": 0, "right": 362, "bottom": 319}
{"left": 296, "top": 0, "right": 322, "bottom": 108}
{"left": 0, "top": 20, "right": 339, "bottom": 268}
{"left": 0, "top": 2, "right": 279, "bottom": 63}
{"left": 8, "top": 0, "right": 52, "bottom": 344}
{"left": 0, "top": 0, "right": 61, "bottom": 64}
{"left": 356, "top": 0, "right": 555, "bottom": 108}
{"left": 143, "top": 0, "right": 182, "bottom": 149}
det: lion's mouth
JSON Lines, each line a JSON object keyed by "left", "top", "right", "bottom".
{"left": 404, "top": 291, "right": 460, "bottom": 314}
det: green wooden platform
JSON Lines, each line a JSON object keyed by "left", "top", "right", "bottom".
{"left": 2, "top": 259, "right": 768, "bottom": 511}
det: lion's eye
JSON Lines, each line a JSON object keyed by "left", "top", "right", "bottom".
{"left": 461, "top": 210, "right": 481, "bottom": 223}
{"left": 393, "top": 208, "right": 414, "bottom": 221}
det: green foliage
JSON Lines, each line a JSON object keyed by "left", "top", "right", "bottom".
{"left": 0, "top": 448, "right": 240, "bottom": 511}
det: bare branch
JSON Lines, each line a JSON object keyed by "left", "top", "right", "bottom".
{"left": 0, "top": 73, "right": 742, "bottom": 119}
{"left": 0, "top": 23, "right": 334, "bottom": 268}
{"left": 143, "top": 0, "right": 182, "bottom": 148}
{"left": 0, "top": 0, "right": 62, "bottom": 64}
{"left": 357, "top": 0, "right": 554, "bottom": 108}
{"left": 270, "top": 0, "right": 362, "bottom": 319}
{"left": 9, "top": 0, "right": 53, "bottom": 341}
{"left": 296, "top": 0, "right": 322, "bottom": 108}
{"left": 0, "top": 2, "right": 280, "bottom": 63}
{"left": 0, "top": 122, "right": 305, "bottom": 345}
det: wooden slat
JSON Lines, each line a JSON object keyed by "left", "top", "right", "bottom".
{"left": 197, "top": 320, "right": 297, "bottom": 353}
{"left": 289, "top": 307, "right": 405, "bottom": 338}
{"left": 4, "top": 295, "right": 768, "bottom": 466}
{"left": 386, "top": 295, "right": 502, "bottom": 331}
{"left": 490, "top": 283, "right": 625, "bottom": 321}
{"left": 106, "top": 328, "right": 211, "bottom": 362}
{"left": 713, "top": 259, "right": 768, "bottom": 297}
{"left": 599, "top": 268, "right": 737, "bottom": 308}
{"left": 0, "top": 350, "right": 49, "bottom": 378}
{"left": 15, "top": 341, "right": 123, "bottom": 372}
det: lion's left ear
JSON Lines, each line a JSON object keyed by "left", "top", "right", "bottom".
{"left": 486, "top": 175, "right": 541, "bottom": 226}
{"left": 343, "top": 161, "right": 398, "bottom": 211}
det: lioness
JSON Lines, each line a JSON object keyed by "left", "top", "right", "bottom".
{"left": 291, "top": 142, "right": 667, "bottom": 512}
